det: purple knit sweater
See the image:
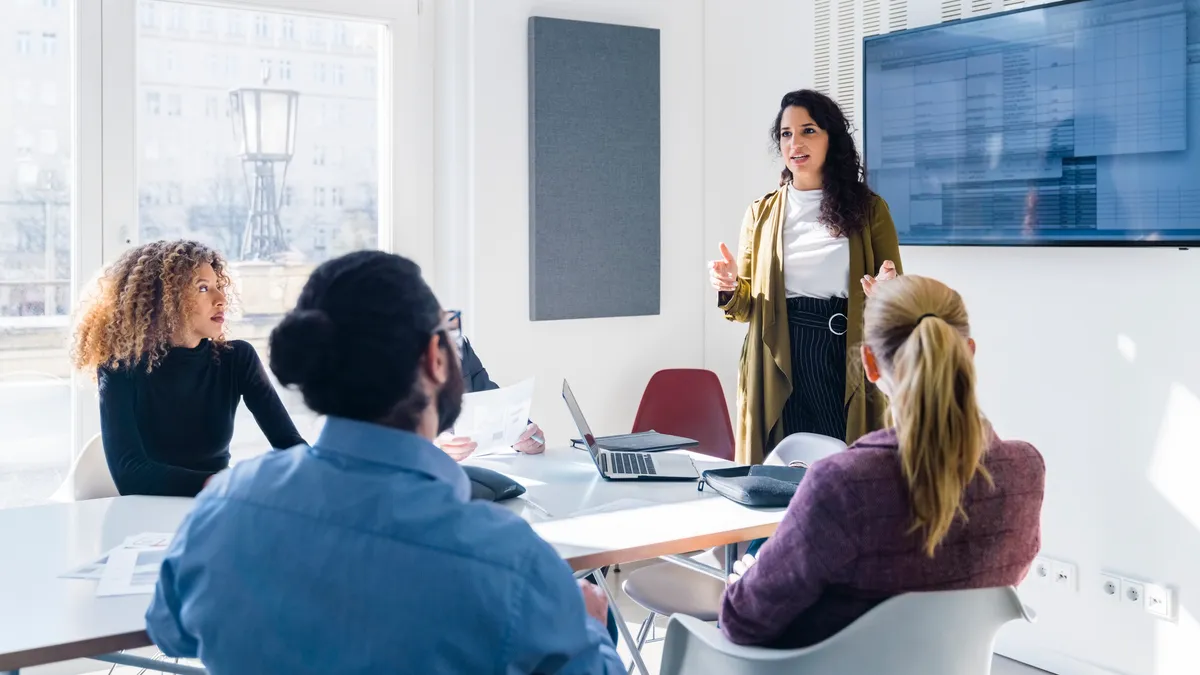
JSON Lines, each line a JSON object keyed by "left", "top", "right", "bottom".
{"left": 720, "top": 427, "right": 1045, "bottom": 648}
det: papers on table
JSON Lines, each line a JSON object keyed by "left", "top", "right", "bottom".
{"left": 60, "top": 532, "right": 174, "bottom": 596}
{"left": 97, "top": 547, "right": 166, "bottom": 597}
{"left": 453, "top": 377, "right": 535, "bottom": 456}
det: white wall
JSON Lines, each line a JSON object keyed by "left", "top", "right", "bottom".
{"left": 700, "top": 1, "right": 1200, "bottom": 674}
{"left": 914, "top": 247, "right": 1200, "bottom": 675}
{"left": 434, "top": 0, "right": 707, "bottom": 444}
{"left": 701, "top": 0, "right": 810, "bottom": 416}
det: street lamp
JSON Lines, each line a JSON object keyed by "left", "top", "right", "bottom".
{"left": 229, "top": 77, "right": 299, "bottom": 261}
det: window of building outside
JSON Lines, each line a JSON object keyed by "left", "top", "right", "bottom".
{"left": 255, "top": 14, "right": 271, "bottom": 39}
{"left": 199, "top": 8, "right": 215, "bottom": 33}
{"left": 0, "top": 0, "right": 404, "bottom": 510}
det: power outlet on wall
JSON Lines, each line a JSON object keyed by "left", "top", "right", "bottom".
{"left": 1028, "top": 555, "right": 1078, "bottom": 592}
{"left": 1122, "top": 578, "right": 1144, "bottom": 605}
{"left": 1099, "top": 573, "right": 1122, "bottom": 604}
{"left": 1102, "top": 571, "right": 1176, "bottom": 622}
{"left": 1030, "top": 557, "right": 1052, "bottom": 584}
{"left": 1144, "top": 583, "right": 1173, "bottom": 620}
{"left": 1052, "top": 560, "right": 1078, "bottom": 591}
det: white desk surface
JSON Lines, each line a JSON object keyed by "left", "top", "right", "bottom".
{"left": 0, "top": 495, "right": 194, "bottom": 671}
{"left": 0, "top": 447, "right": 784, "bottom": 672}
{"left": 472, "top": 447, "right": 785, "bottom": 571}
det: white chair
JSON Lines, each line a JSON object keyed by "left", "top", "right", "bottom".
{"left": 619, "top": 549, "right": 726, "bottom": 665}
{"left": 763, "top": 431, "right": 847, "bottom": 467}
{"left": 50, "top": 433, "right": 118, "bottom": 502}
{"left": 659, "top": 586, "right": 1036, "bottom": 675}
{"left": 619, "top": 433, "right": 850, "bottom": 668}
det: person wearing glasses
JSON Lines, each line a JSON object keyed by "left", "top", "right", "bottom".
{"left": 435, "top": 310, "right": 546, "bottom": 461}
{"left": 145, "top": 251, "right": 623, "bottom": 674}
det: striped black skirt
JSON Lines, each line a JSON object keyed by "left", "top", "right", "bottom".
{"left": 781, "top": 296, "right": 848, "bottom": 441}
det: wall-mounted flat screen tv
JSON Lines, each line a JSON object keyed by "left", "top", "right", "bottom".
{"left": 863, "top": 0, "right": 1200, "bottom": 246}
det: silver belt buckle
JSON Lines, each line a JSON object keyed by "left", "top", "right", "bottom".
{"left": 828, "top": 312, "right": 848, "bottom": 336}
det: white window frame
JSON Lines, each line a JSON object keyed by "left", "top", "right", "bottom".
{"left": 70, "top": 0, "right": 433, "bottom": 460}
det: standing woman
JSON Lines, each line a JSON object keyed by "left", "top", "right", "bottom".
{"left": 709, "top": 90, "right": 901, "bottom": 465}
{"left": 71, "top": 240, "right": 306, "bottom": 496}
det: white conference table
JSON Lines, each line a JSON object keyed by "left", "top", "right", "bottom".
{"left": 0, "top": 446, "right": 786, "bottom": 674}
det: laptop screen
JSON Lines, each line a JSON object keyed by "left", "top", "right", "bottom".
{"left": 561, "top": 380, "right": 602, "bottom": 465}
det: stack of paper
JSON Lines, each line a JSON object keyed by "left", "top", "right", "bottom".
{"left": 453, "top": 377, "right": 535, "bottom": 455}
{"left": 60, "top": 532, "right": 174, "bottom": 597}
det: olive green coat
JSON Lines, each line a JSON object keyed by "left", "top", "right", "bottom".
{"left": 720, "top": 188, "right": 903, "bottom": 465}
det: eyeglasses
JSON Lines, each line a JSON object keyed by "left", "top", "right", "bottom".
{"left": 440, "top": 309, "right": 465, "bottom": 356}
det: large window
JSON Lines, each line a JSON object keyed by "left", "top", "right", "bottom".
{"left": 0, "top": 0, "right": 427, "bottom": 510}
{"left": 0, "top": 1, "right": 73, "bottom": 508}
{"left": 136, "top": 1, "right": 385, "bottom": 459}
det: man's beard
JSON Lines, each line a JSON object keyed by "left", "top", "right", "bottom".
{"left": 436, "top": 350, "right": 466, "bottom": 435}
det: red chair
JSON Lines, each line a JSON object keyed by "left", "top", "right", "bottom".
{"left": 631, "top": 369, "right": 735, "bottom": 461}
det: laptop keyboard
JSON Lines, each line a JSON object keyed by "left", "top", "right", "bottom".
{"left": 611, "top": 451, "right": 655, "bottom": 476}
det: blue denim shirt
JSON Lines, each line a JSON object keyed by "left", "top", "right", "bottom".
{"left": 146, "top": 416, "right": 622, "bottom": 674}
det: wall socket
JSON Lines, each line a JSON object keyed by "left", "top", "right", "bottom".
{"left": 1052, "top": 560, "right": 1078, "bottom": 591}
{"left": 1030, "top": 557, "right": 1052, "bottom": 583}
{"left": 1121, "top": 578, "right": 1144, "bottom": 605}
{"left": 1144, "top": 583, "right": 1172, "bottom": 619}
{"left": 1099, "top": 573, "right": 1122, "bottom": 604}
{"left": 1104, "top": 571, "right": 1175, "bottom": 622}
{"left": 1028, "top": 555, "right": 1077, "bottom": 592}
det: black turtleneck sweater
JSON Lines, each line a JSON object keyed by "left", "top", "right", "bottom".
{"left": 98, "top": 339, "right": 306, "bottom": 497}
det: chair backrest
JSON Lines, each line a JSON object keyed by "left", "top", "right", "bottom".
{"left": 660, "top": 586, "right": 1034, "bottom": 675}
{"left": 50, "top": 433, "right": 118, "bottom": 502}
{"left": 631, "top": 369, "right": 734, "bottom": 461}
{"left": 763, "top": 432, "right": 847, "bottom": 467}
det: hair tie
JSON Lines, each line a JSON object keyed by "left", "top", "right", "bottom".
{"left": 915, "top": 313, "right": 939, "bottom": 326}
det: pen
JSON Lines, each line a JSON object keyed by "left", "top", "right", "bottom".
{"left": 531, "top": 432, "right": 545, "bottom": 445}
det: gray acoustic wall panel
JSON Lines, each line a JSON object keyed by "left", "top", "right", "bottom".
{"left": 528, "top": 17, "right": 661, "bottom": 321}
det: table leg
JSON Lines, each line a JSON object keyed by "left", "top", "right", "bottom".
{"left": 93, "top": 653, "right": 207, "bottom": 675}
{"left": 725, "top": 543, "right": 737, "bottom": 577}
{"left": 589, "top": 569, "right": 651, "bottom": 675}
{"left": 660, "top": 554, "right": 726, "bottom": 582}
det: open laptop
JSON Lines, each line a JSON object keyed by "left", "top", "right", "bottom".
{"left": 562, "top": 380, "right": 698, "bottom": 481}
{"left": 569, "top": 431, "right": 699, "bottom": 453}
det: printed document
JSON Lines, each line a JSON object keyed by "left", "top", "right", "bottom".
{"left": 453, "top": 377, "right": 535, "bottom": 455}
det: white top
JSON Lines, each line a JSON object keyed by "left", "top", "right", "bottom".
{"left": 782, "top": 184, "right": 849, "bottom": 299}
{"left": 0, "top": 449, "right": 785, "bottom": 671}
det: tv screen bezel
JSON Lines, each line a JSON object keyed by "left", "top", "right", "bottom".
{"left": 860, "top": 0, "right": 1200, "bottom": 248}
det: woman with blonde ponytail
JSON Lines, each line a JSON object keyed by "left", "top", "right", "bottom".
{"left": 720, "top": 275, "right": 1044, "bottom": 649}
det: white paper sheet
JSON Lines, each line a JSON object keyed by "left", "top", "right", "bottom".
{"left": 124, "top": 532, "right": 174, "bottom": 548}
{"left": 453, "top": 377, "right": 535, "bottom": 455}
{"left": 60, "top": 532, "right": 174, "bottom": 591}
{"left": 96, "top": 547, "right": 165, "bottom": 597}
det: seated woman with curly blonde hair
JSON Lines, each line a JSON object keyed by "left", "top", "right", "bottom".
{"left": 72, "top": 240, "right": 306, "bottom": 497}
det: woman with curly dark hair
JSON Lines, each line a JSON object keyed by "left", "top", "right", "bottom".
{"left": 709, "top": 90, "right": 903, "bottom": 465}
{"left": 72, "top": 240, "right": 305, "bottom": 496}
